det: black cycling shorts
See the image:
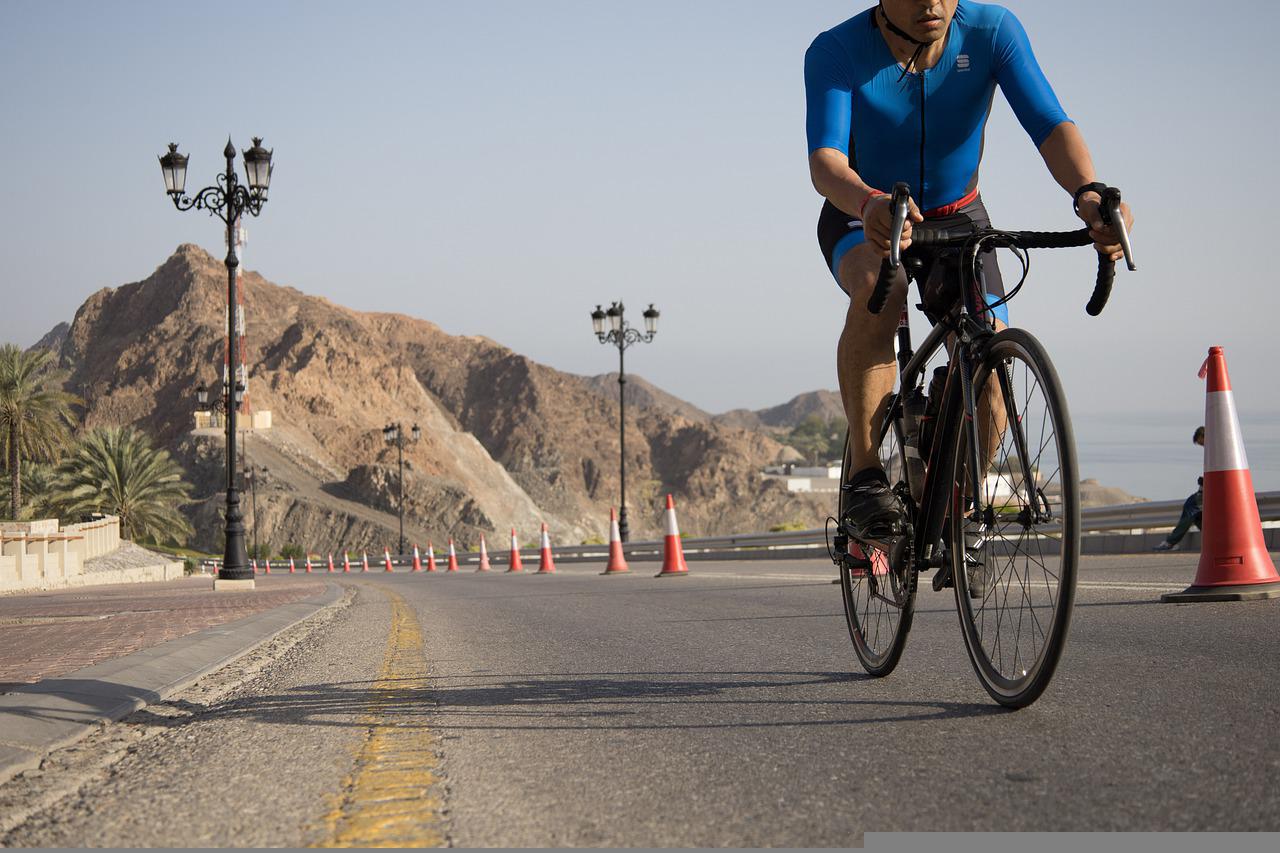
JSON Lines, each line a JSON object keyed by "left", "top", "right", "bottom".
{"left": 816, "top": 194, "right": 1007, "bottom": 323}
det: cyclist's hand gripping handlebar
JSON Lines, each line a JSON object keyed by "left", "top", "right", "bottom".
{"left": 866, "top": 182, "right": 912, "bottom": 315}
{"left": 1086, "top": 186, "right": 1136, "bottom": 316}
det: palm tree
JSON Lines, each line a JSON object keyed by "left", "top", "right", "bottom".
{"left": 0, "top": 344, "right": 77, "bottom": 519}
{"left": 53, "top": 426, "right": 193, "bottom": 545}
{"left": 0, "top": 462, "right": 60, "bottom": 520}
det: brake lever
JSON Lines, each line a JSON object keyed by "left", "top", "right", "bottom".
{"left": 887, "top": 181, "right": 911, "bottom": 270}
{"left": 1100, "top": 186, "right": 1136, "bottom": 271}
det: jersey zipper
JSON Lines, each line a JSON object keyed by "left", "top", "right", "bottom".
{"left": 919, "top": 69, "right": 926, "bottom": 212}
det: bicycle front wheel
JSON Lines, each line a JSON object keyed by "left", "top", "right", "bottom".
{"left": 949, "top": 328, "right": 1078, "bottom": 708}
{"left": 839, "top": 425, "right": 916, "bottom": 677}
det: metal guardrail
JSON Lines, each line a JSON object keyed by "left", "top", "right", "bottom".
{"left": 579, "top": 489, "right": 1280, "bottom": 562}
{"left": 200, "top": 492, "right": 1280, "bottom": 569}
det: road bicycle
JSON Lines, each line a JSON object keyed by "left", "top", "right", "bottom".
{"left": 829, "top": 182, "right": 1135, "bottom": 707}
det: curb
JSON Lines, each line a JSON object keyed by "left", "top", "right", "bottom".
{"left": 0, "top": 581, "right": 345, "bottom": 788}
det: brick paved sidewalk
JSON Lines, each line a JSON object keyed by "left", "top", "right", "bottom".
{"left": 0, "top": 577, "right": 328, "bottom": 687}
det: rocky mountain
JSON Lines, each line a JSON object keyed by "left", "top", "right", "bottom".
{"left": 580, "top": 373, "right": 712, "bottom": 423}
{"left": 714, "top": 390, "right": 846, "bottom": 433}
{"left": 43, "top": 245, "right": 829, "bottom": 553}
{"left": 32, "top": 322, "right": 70, "bottom": 355}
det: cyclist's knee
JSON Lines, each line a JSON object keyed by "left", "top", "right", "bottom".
{"left": 839, "top": 243, "right": 907, "bottom": 319}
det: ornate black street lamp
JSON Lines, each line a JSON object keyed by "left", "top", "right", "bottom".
{"left": 164, "top": 138, "right": 273, "bottom": 584}
{"left": 383, "top": 422, "right": 421, "bottom": 555}
{"left": 590, "top": 301, "right": 659, "bottom": 541}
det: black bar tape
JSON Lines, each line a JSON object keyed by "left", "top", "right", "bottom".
{"left": 1087, "top": 256, "right": 1115, "bottom": 316}
{"left": 866, "top": 256, "right": 897, "bottom": 315}
{"left": 1011, "top": 229, "right": 1093, "bottom": 249}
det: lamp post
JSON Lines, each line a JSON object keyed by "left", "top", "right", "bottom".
{"left": 383, "top": 422, "right": 421, "bottom": 555}
{"left": 165, "top": 138, "right": 273, "bottom": 583}
{"left": 590, "top": 301, "right": 659, "bottom": 542}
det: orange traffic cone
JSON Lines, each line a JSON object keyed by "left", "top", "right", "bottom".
{"left": 507, "top": 527, "right": 524, "bottom": 573}
{"left": 264, "top": 558, "right": 272, "bottom": 574}
{"left": 656, "top": 494, "right": 689, "bottom": 577}
{"left": 362, "top": 552, "right": 370, "bottom": 573}
{"left": 426, "top": 541, "right": 438, "bottom": 572}
{"left": 601, "top": 507, "right": 630, "bottom": 575}
{"left": 289, "top": 557, "right": 296, "bottom": 574}
{"left": 251, "top": 558, "right": 259, "bottom": 574}
{"left": 328, "top": 553, "right": 336, "bottom": 573}
{"left": 477, "top": 534, "right": 492, "bottom": 572}
{"left": 412, "top": 544, "right": 423, "bottom": 572}
{"left": 537, "top": 523, "right": 556, "bottom": 574}
{"left": 1164, "top": 347, "right": 1280, "bottom": 602}
{"left": 446, "top": 538, "right": 460, "bottom": 572}
{"left": 342, "top": 553, "right": 351, "bottom": 573}
{"left": 305, "top": 555, "right": 314, "bottom": 574}
{"left": 384, "top": 548, "right": 395, "bottom": 572}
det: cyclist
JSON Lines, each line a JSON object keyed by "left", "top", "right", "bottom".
{"left": 806, "top": 0, "right": 1135, "bottom": 539}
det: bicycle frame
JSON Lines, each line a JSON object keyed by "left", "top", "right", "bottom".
{"left": 875, "top": 247, "right": 1037, "bottom": 575}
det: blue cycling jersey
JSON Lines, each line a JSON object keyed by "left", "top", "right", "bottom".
{"left": 805, "top": 1, "right": 1070, "bottom": 214}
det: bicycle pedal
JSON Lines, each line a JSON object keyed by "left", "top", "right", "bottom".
{"left": 842, "top": 553, "right": 872, "bottom": 571}
{"left": 932, "top": 563, "right": 954, "bottom": 592}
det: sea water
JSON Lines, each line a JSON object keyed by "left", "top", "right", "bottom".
{"left": 1074, "top": 409, "right": 1280, "bottom": 502}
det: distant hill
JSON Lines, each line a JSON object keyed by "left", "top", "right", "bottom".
{"left": 716, "top": 390, "right": 845, "bottom": 432}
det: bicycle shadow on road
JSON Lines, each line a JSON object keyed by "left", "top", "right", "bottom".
{"left": 96, "top": 668, "right": 1004, "bottom": 735}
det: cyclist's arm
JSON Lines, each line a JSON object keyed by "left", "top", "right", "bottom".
{"left": 805, "top": 36, "right": 920, "bottom": 254}
{"left": 1039, "top": 122, "right": 1133, "bottom": 261}
{"left": 992, "top": 10, "right": 1133, "bottom": 260}
{"left": 809, "top": 150, "right": 922, "bottom": 255}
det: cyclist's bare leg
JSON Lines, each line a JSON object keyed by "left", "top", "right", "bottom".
{"left": 836, "top": 241, "right": 908, "bottom": 474}
{"left": 976, "top": 322, "right": 1008, "bottom": 470}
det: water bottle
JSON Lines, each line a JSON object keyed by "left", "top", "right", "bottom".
{"left": 918, "top": 365, "right": 948, "bottom": 461}
{"left": 902, "top": 387, "right": 927, "bottom": 504}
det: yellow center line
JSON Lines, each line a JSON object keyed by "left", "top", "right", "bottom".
{"left": 313, "top": 588, "right": 446, "bottom": 848}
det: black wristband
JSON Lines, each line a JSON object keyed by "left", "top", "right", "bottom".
{"left": 1073, "top": 182, "right": 1107, "bottom": 213}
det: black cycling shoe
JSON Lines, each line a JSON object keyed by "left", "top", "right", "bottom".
{"left": 840, "top": 471, "right": 905, "bottom": 542}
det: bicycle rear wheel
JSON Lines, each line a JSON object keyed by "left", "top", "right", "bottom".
{"left": 838, "top": 423, "right": 916, "bottom": 677}
{"left": 949, "top": 328, "right": 1078, "bottom": 708}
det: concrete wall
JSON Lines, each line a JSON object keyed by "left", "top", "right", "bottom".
{"left": 62, "top": 516, "right": 121, "bottom": 560}
{"left": 0, "top": 516, "right": 127, "bottom": 593}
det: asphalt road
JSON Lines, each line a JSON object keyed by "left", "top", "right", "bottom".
{"left": 4, "top": 553, "right": 1278, "bottom": 846}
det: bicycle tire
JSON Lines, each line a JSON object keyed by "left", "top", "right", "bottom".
{"left": 838, "top": 424, "right": 916, "bottom": 677}
{"left": 948, "top": 328, "right": 1078, "bottom": 708}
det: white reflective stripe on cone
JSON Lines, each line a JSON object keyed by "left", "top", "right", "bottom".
{"left": 610, "top": 519, "right": 621, "bottom": 542}
{"left": 1205, "top": 390, "right": 1249, "bottom": 473}
{"left": 665, "top": 508, "right": 680, "bottom": 537}
{"left": 541, "top": 529, "right": 551, "bottom": 548}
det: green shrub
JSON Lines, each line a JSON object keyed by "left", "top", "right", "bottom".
{"left": 769, "top": 520, "right": 808, "bottom": 532}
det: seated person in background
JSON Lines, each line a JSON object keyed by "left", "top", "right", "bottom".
{"left": 1154, "top": 426, "right": 1206, "bottom": 552}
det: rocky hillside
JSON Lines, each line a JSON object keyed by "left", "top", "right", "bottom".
{"left": 44, "top": 245, "right": 828, "bottom": 552}
{"left": 715, "top": 390, "right": 846, "bottom": 433}
{"left": 580, "top": 373, "right": 712, "bottom": 423}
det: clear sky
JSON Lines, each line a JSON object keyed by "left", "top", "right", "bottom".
{"left": 2, "top": 1, "right": 1277, "bottom": 448}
